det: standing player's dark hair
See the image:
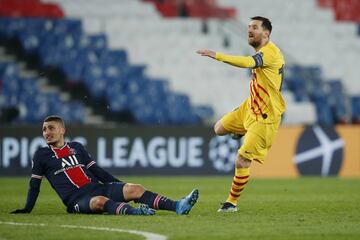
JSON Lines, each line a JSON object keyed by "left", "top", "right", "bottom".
{"left": 44, "top": 115, "right": 65, "bottom": 127}
{"left": 251, "top": 16, "right": 272, "bottom": 33}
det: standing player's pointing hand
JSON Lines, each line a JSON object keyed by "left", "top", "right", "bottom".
{"left": 196, "top": 49, "right": 216, "bottom": 59}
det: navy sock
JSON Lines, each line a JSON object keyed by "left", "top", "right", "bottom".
{"left": 138, "top": 191, "right": 177, "bottom": 211}
{"left": 104, "top": 199, "right": 138, "bottom": 215}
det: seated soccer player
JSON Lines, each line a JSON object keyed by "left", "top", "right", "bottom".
{"left": 11, "top": 115, "right": 199, "bottom": 216}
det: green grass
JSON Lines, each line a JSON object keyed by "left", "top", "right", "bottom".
{"left": 0, "top": 177, "right": 359, "bottom": 240}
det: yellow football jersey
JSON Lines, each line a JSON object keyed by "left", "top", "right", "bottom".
{"left": 216, "top": 41, "right": 286, "bottom": 123}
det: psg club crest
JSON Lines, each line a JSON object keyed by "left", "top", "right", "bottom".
{"left": 208, "top": 135, "right": 240, "bottom": 173}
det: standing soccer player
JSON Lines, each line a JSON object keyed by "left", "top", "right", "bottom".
{"left": 11, "top": 115, "right": 199, "bottom": 215}
{"left": 197, "top": 16, "right": 285, "bottom": 212}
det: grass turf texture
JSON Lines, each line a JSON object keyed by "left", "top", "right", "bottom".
{"left": 0, "top": 177, "right": 359, "bottom": 240}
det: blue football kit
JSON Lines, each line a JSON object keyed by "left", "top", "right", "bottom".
{"left": 26, "top": 141, "right": 124, "bottom": 213}
{"left": 17, "top": 141, "right": 197, "bottom": 215}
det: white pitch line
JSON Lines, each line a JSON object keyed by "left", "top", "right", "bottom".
{"left": 0, "top": 221, "right": 167, "bottom": 240}
{"left": 60, "top": 224, "right": 167, "bottom": 240}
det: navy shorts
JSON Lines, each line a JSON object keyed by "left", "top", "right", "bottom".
{"left": 68, "top": 182, "right": 126, "bottom": 214}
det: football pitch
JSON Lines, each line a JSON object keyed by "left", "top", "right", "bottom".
{"left": 0, "top": 176, "right": 359, "bottom": 240}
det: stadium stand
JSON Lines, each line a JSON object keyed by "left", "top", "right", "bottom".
{"left": 0, "top": 0, "right": 63, "bottom": 18}
{"left": 0, "top": 1, "right": 214, "bottom": 125}
{"left": 0, "top": 47, "right": 86, "bottom": 124}
{"left": 1, "top": 0, "right": 359, "bottom": 125}
{"left": 318, "top": 0, "right": 360, "bottom": 22}
{"left": 143, "top": 0, "right": 236, "bottom": 19}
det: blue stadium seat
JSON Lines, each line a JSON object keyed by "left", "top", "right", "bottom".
{"left": 351, "top": 96, "right": 360, "bottom": 123}
{"left": 2, "top": 77, "right": 20, "bottom": 99}
{"left": 0, "top": 58, "right": 85, "bottom": 124}
{"left": 284, "top": 65, "right": 353, "bottom": 123}
{"left": 126, "top": 77, "right": 148, "bottom": 95}
{"left": 1, "top": 17, "right": 213, "bottom": 125}
{"left": 20, "top": 77, "right": 39, "bottom": 96}
{"left": 0, "top": 17, "right": 27, "bottom": 38}
{"left": 101, "top": 50, "right": 128, "bottom": 67}
{"left": 193, "top": 105, "right": 214, "bottom": 122}
{"left": 146, "top": 79, "right": 169, "bottom": 98}
{"left": 166, "top": 94, "right": 199, "bottom": 125}
{"left": 132, "top": 105, "right": 154, "bottom": 124}
{"left": 314, "top": 95, "right": 334, "bottom": 125}
{"left": 0, "top": 62, "right": 17, "bottom": 80}
{"left": 58, "top": 100, "right": 85, "bottom": 123}
{"left": 327, "top": 80, "right": 343, "bottom": 94}
{"left": 17, "top": 18, "right": 55, "bottom": 54}
{"left": 38, "top": 34, "right": 64, "bottom": 66}
{"left": 86, "top": 34, "right": 107, "bottom": 55}
{"left": 123, "top": 65, "right": 146, "bottom": 80}
{"left": 59, "top": 49, "right": 84, "bottom": 81}
{"left": 18, "top": 30, "right": 41, "bottom": 54}
{"left": 108, "top": 92, "right": 129, "bottom": 112}
{"left": 83, "top": 64, "right": 108, "bottom": 98}
{"left": 326, "top": 80, "right": 348, "bottom": 122}
{"left": 0, "top": 17, "right": 11, "bottom": 38}
{"left": 53, "top": 19, "right": 82, "bottom": 37}
{"left": 131, "top": 100, "right": 169, "bottom": 125}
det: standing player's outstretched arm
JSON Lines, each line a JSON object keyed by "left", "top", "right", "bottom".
{"left": 197, "top": 49, "right": 257, "bottom": 68}
{"left": 11, "top": 177, "right": 42, "bottom": 214}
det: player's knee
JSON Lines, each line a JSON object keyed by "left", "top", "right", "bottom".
{"left": 90, "top": 196, "right": 109, "bottom": 212}
{"left": 123, "top": 183, "right": 145, "bottom": 199}
{"left": 236, "top": 154, "right": 251, "bottom": 168}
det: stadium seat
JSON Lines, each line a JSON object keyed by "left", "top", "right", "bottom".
{"left": 2, "top": 0, "right": 358, "bottom": 125}
{"left": 0, "top": 58, "right": 86, "bottom": 123}
{"left": 317, "top": 0, "right": 334, "bottom": 8}
{"left": 314, "top": 95, "right": 334, "bottom": 125}
{"left": 0, "top": 0, "right": 64, "bottom": 18}
{"left": 144, "top": 0, "right": 236, "bottom": 19}
{"left": 351, "top": 96, "right": 360, "bottom": 124}
{"left": 0, "top": 14, "right": 205, "bottom": 125}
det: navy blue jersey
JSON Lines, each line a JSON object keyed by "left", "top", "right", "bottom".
{"left": 30, "top": 141, "right": 120, "bottom": 207}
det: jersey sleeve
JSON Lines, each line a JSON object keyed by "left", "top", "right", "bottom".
{"left": 31, "top": 149, "right": 45, "bottom": 180}
{"left": 215, "top": 52, "right": 256, "bottom": 68}
{"left": 24, "top": 149, "right": 44, "bottom": 212}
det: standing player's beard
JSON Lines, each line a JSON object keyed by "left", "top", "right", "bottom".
{"left": 249, "top": 39, "right": 261, "bottom": 49}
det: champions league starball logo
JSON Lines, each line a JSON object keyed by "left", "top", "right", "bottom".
{"left": 208, "top": 136, "right": 240, "bottom": 173}
{"left": 294, "top": 126, "right": 344, "bottom": 176}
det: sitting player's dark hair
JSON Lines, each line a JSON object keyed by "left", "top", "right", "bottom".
{"left": 44, "top": 115, "right": 65, "bottom": 127}
{"left": 251, "top": 16, "right": 272, "bottom": 34}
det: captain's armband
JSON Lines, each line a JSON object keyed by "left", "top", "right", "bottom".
{"left": 252, "top": 52, "right": 264, "bottom": 68}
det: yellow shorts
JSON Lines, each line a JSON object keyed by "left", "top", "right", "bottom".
{"left": 220, "top": 101, "right": 280, "bottom": 163}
